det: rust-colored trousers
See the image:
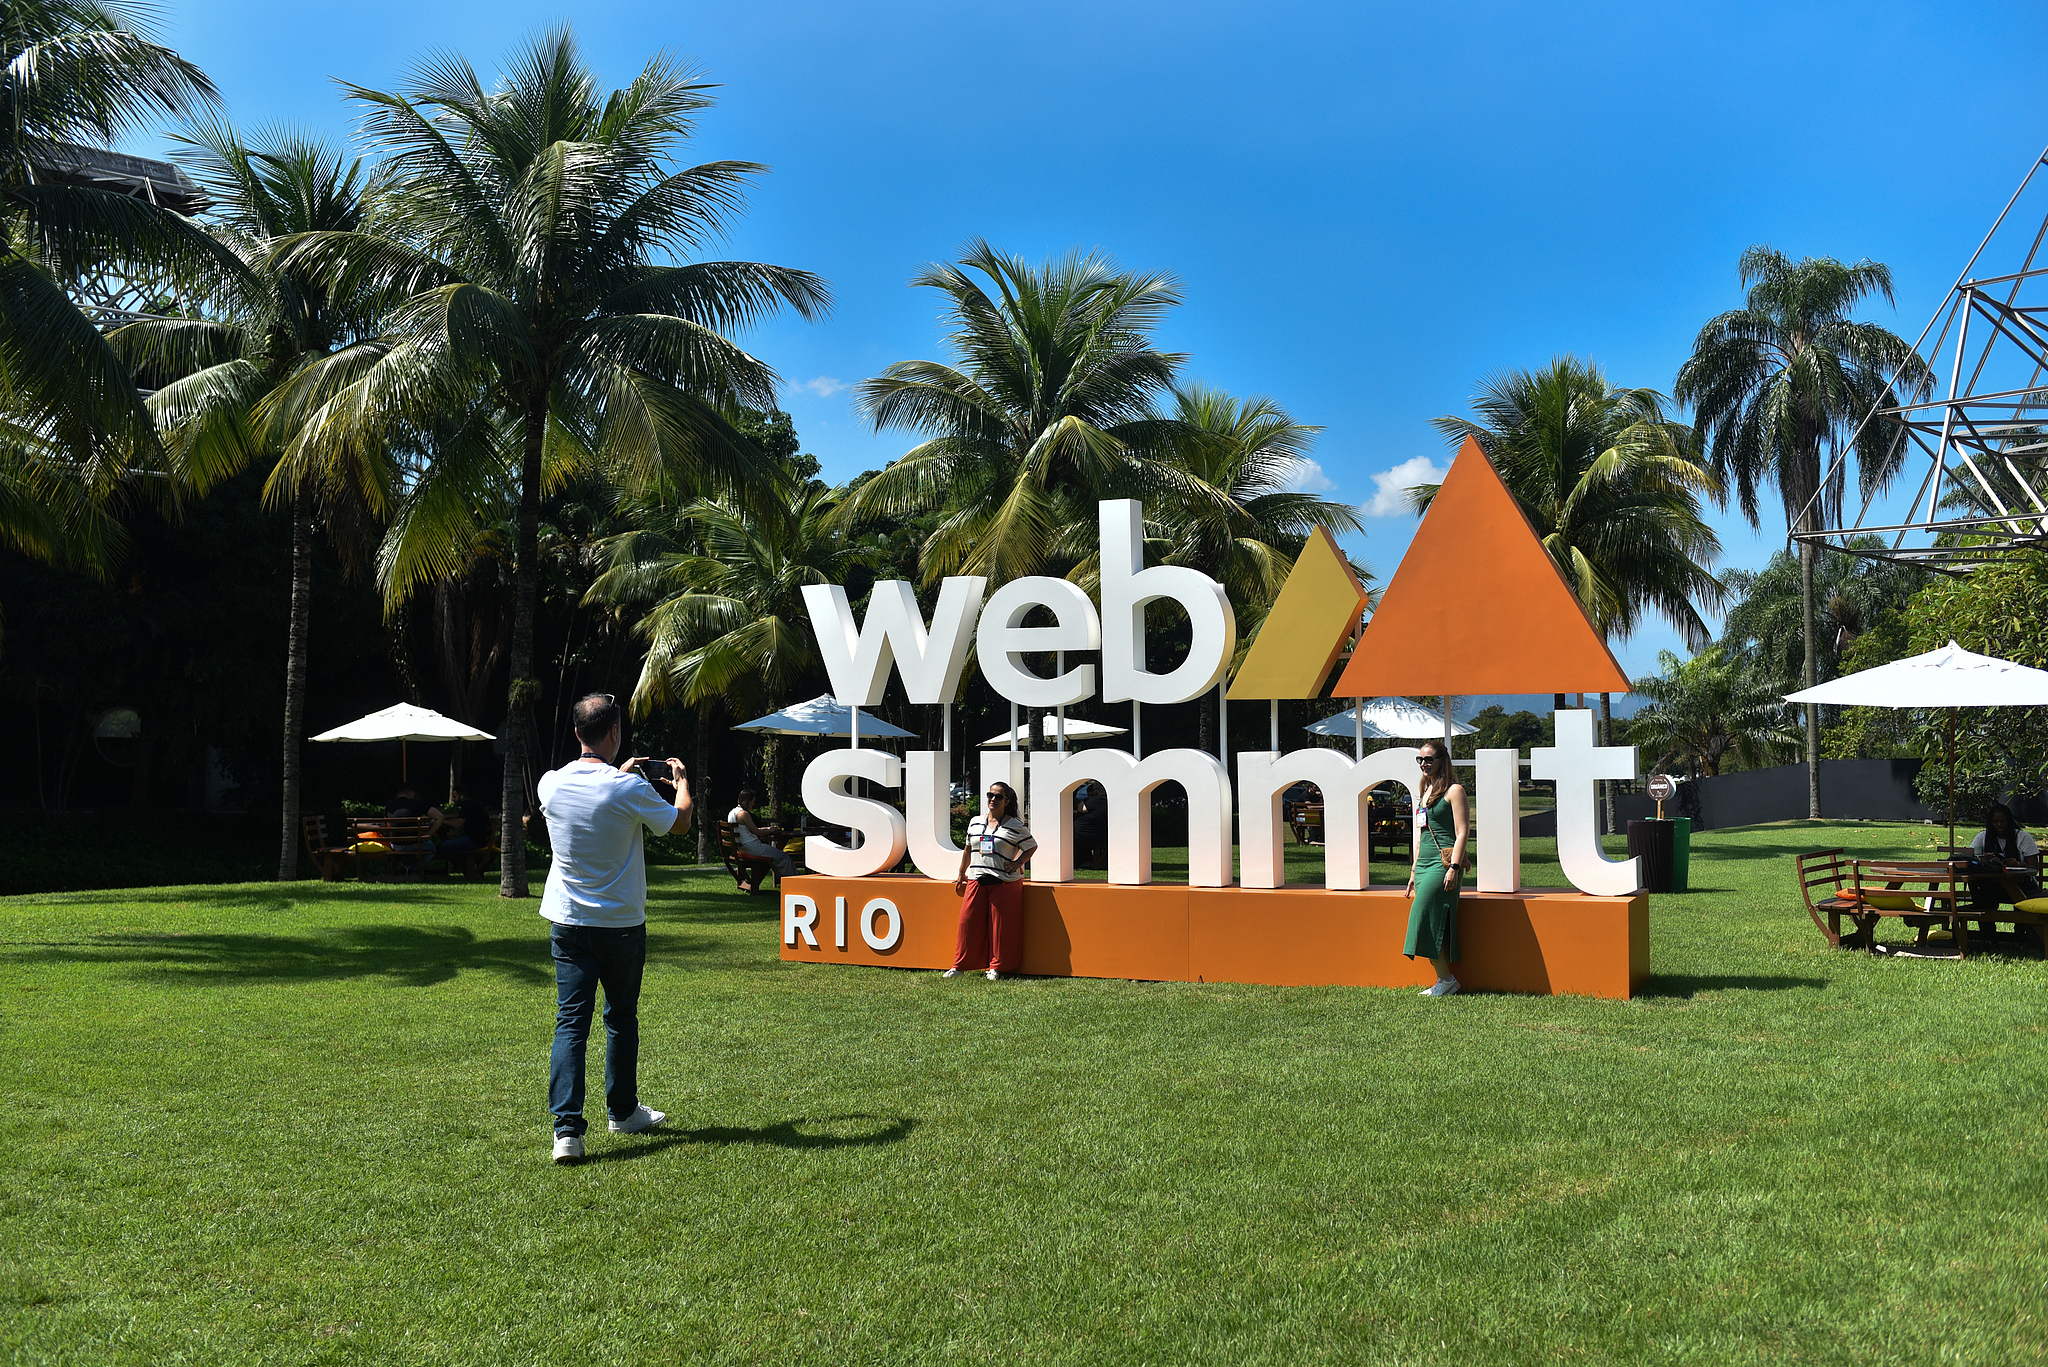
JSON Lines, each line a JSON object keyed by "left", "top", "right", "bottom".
{"left": 953, "top": 876, "right": 1024, "bottom": 973}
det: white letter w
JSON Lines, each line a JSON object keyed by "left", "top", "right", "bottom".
{"left": 801, "top": 578, "right": 986, "bottom": 706}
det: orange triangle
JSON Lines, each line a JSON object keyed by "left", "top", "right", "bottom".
{"left": 1332, "top": 437, "right": 1629, "bottom": 697}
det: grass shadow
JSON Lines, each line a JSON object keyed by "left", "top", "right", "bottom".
{"left": 587, "top": 1113, "right": 919, "bottom": 1164}
{"left": 1641, "top": 973, "right": 1828, "bottom": 999}
{"left": 4, "top": 924, "right": 557, "bottom": 987}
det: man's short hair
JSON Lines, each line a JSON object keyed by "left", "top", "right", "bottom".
{"left": 573, "top": 693, "right": 620, "bottom": 745}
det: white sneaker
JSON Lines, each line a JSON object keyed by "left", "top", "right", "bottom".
{"left": 941, "top": 968, "right": 961, "bottom": 978}
{"left": 552, "top": 1134, "right": 584, "bottom": 1164}
{"left": 1420, "top": 978, "right": 1461, "bottom": 997}
{"left": 608, "top": 1104, "right": 666, "bottom": 1134}
{"left": 985, "top": 969, "right": 1003, "bottom": 980}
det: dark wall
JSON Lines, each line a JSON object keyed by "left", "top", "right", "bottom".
{"left": 1520, "top": 759, "right": 1936, "bottom": 835}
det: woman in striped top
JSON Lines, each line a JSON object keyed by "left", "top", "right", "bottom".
{"left": 947, "top": 781, "right": 1037, "bottom": 979}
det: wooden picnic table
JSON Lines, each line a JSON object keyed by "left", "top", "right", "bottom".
{"left": 1842, "top": 856, "right": 2048, "bottom": 957}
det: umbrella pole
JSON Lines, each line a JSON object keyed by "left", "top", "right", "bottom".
{"left": 1270, "top": 699, "right": 1279, "bottom": 752}
{"left": 402, "top": 739, "right": 408, "bottom": 783}
{"left": 1057, "top": 651, "right": 1067, "bottom": 753}
{"left": 1132, "top": 701, "right": 1141, "bottom": 760}
{"left": 1948, "top": 706, "right": 1956, "bottom": 856}
{"left": 1354, "top": 699, "right": 1363, "bottom": 761}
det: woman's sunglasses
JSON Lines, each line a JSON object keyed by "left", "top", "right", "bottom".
{"left": 986, "top": 792, "right": 1008, "bottom": 803}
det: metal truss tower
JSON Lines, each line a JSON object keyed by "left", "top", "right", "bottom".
{"left": 1798, "top": 142, "right": 2048, "bottom": 573}
{"left": 27, "top": 142, "right": 206, "bottom": 328}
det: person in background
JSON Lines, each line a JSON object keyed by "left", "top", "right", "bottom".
{"left": 948, "top": 780, "right": 1036, "bottom": 980}
{"left": 1073, "top": 782, "right": 1107, "bottom": 870}
{"left": 1402, "top": 739, "right": 1469, "bottom": 997}
{"left": 1968, "top": 802, "right": 2041, "bottom": 910}
{"left": 537, "top": 693, "right": 692, "bottom": 1165}
{"left": 726, "top": 787, "right": 796, "bottom": 881}
{"left": 435, "top": 783, "right": 490, "bottom": 863}
{"left": 384, "top": 784, "right": 443, "bottom": 874}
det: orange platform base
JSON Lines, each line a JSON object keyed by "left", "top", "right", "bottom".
{"left": 780, "top": 876, "right": 1649, "bottom": 1000}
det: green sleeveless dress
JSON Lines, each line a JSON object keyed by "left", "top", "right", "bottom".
{"left": 1403, "top": 794, "right": 1461, "bottom": 962}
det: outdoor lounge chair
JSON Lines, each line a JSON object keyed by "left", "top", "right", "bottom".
{"left": 718, "top": 820, "right": 778, "bottom": 895}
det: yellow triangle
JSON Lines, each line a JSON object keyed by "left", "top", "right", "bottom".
{"left": 1227, "top": 526, "right": 1370, "bottom": 700}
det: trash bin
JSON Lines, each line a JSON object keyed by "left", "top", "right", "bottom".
{"left": 1627, "top": 818, "right": 1676, "bottom": 894}
{"left": 1670, "top": 817, "right": 1692, "bottom": 892}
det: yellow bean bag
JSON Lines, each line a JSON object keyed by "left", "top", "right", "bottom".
{"left": 1851, "top": 893, "right": 1922, "bottom": 911}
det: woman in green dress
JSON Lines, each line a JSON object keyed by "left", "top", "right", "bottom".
{"left": 1404, "top": 739, "right": 1470, "bottom": 997}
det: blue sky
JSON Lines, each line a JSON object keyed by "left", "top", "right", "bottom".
{"left": 157, "top": 0, "right": 2048, "bottom": 696}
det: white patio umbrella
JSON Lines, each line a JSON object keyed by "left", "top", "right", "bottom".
{"left": 733, "top": 694, "right": 916, "bottom": 744}
{"left": 1305, "top": 696, "right": 1475, "bottom": 740}
{"left": 310, "top": 702, "right": 494, "bottom": 788}
{"left": 980, "top": 716, "right": 1129, "bottom": 747}
{"left": 1786, "top": 640, "right": 2048, "bottom": 850}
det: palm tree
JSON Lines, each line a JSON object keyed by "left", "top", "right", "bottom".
{"left": 585, "top": 484, "right": 860, "bottom": 852}
{"left": 1139, "top": 384, "right": 1368, "bottom": 754}
{"left": 1629, "top": 647, "right": 1802, "bottom": 779}
{"left": 1718, "top": 536, "right": 1925, "bottom": 690}
{"left": 0, "top": 0, "right": 219, "bottom": 539}
{"left": 1675, "top": 246, "right": 1933, "bottom": 817}
{"left": 844, "top": 240, "right": 1187, "bottom": 586}
{"left": 268, "top": 29, "right": 829, "bottom": 896}
{"left": 108, "top": 120, "right": 382, "bottom": 882}
{"left": 1426, "top": 357, "right": 1726, "bottom": 831}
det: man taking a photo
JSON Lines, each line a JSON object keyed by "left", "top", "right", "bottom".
{"left": 538, "top": 693, "right": 692, "bottom": 1164}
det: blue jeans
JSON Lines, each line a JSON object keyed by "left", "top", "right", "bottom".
{"left": 548, "top": 922, "right": 646, "bottom": 1137}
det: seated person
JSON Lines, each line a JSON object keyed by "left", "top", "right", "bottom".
{"left": 727, "top": 788, "right": 796, "bottom": 879}
{"left": 1072, "top": 782, "right": 1108, "bottom": 868}
{"left": 384, "top": 784, "right": 444, "bottom": 871}
{"left": 1968, "top": 803, "right": 2042, "bottom": 909}
{"left": 435, "top": 784, "right": 490, "bottom": 859}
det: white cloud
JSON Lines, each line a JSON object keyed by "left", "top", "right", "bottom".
{"left": 1361, "top": 455, "right": 1447, "bottom": 518}
{"left": 799, "top": 375, "right": 850, "bottom": 398}
{"left": 1281, "top": 457, "right": 1337, "bottom": 494}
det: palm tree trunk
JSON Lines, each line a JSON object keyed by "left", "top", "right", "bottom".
{"left": 499, "top": 398, "right": 546, "bottom": 898}
{"left": 765, "top": 734, "right": 782, "bottom": 822}
{"left": 276, "top": 483, "right": 313, "bottom": 881}
{"left": 694, "top": 703, "right": 712, "bottom": 864}
{"left": 1600, "top": 691, "right": 1614, "bottom": 836}
{"left": 1800, "top": 540, "right": 1820, "bottom": 818}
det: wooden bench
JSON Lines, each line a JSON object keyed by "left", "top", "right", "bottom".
{"left": 347, "top": 816, "right": 442, "bottom": 882}
{"left": 1797, "top": 848, "right": 1864, "bottom": 947}
{"left": 1849, "top": 858, "right": 1970, "bottom": 954}
{"left": 1947, "top": 851, "right": 2048, "bottom": 955}
{"left": 718, "top": 820, "right": 778, "bottom": 895}
{"left": 301, "top": 815, "right": 359, "bottom": 882}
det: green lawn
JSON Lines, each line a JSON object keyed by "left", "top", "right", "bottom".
{"left": 2, "top": 822, "right": 2043, "bottom": 1365}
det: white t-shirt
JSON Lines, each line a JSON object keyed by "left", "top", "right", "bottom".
{"left": 1970, "top": 828, "right": 2039, "bottom": 860}
{"left": 537, "top": 762, "right": 678, "bottom": 927}
{"left": 728, "top": 807, "right": 778, "bottom": 855}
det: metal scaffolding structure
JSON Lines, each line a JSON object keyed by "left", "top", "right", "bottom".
{"left": 1797, "top": 141, "right": 2048, "bottom": 573}
{"left": 27, "top": 141, "right": 207, "bottom": 328}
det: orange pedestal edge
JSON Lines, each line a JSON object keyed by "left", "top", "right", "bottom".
{"left": 780, "top": 876, "right": 1650, "bottom": 1000}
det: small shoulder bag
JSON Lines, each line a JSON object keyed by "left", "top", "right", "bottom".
{"left": 1421, "top": 798, "right": 1469, "bottom": 873}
